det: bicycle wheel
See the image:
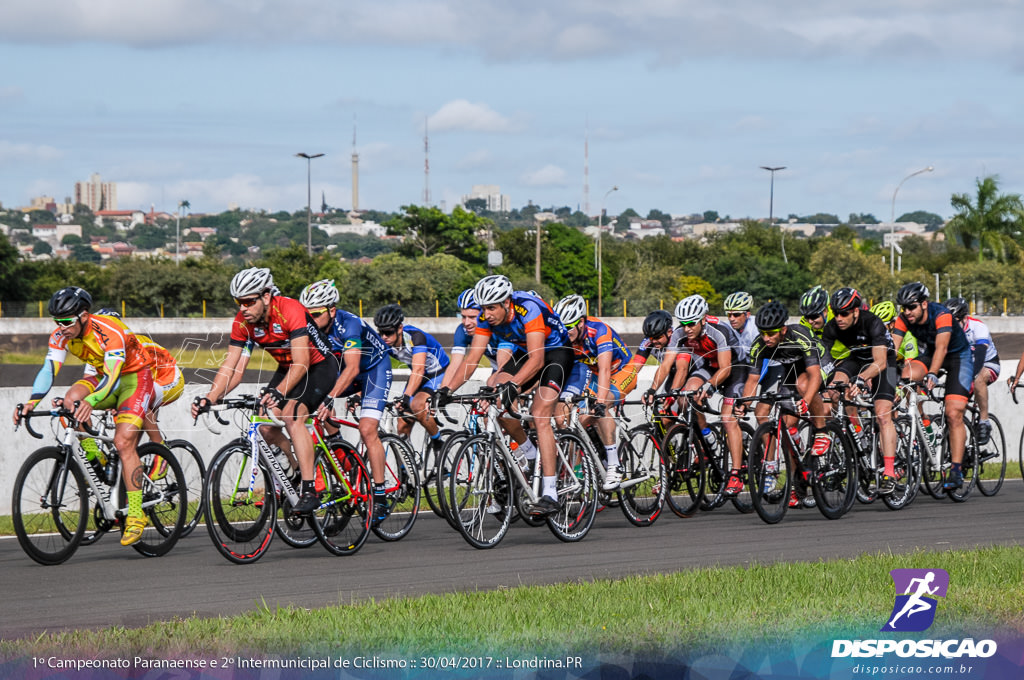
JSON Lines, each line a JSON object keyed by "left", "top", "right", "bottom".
{"left": 435, "top": 431, "right": 470, "bottom": 530}
{"left": 853, "top": 426, "right": 878, "bottom": 505}
{"left": 164, "top": 439, "right": 205, "bottom": 538}
{"left": 449, "top": 434, "right": 514, "bottom": 549}
{"left": 975, "top": 414, "right": 1006, "bottom": 497}
{"left": 662, "top": 423, "right": 705, "bottom": 518}
{"left": 747, "top": 421, "right": 791, "bottom": 525}
{"left": 700, "top": 425, "right": 729, "bottom": 511}
{"left": 878, "top": 415, "right": 918, "bottom": 510}
{"left": 204, "top": 440, "right": 276, "bottom": 564}
{"left": 276, "top": 488, "right": 319, "bottom": 549}
{"left": 312, "top": 444, "right": 373, "bottom": 555}
{"left": 810, "top": 423, "right": 857, "bottom": 520}
{"left": 616, "top": 425, "right": 666, "bottom": 527}
{"left": 947, "top": 425, "right": 979, "bottom": 503}
{"left": 123, "top": 443, "right": 187, "bottom": 557}
{"left": 919, "top": 425, "right": 946, "bottom": 500}
{"left": 13, "top": 447, "right": 88, "bottom": 565}
{"left": 422, "top": 429, "right": 454, "bottom": 519}
{"left": 371, "top": 434, "right": 421, "bottom": 541}
{"left": 547, "top": 431, "right": 598, "bottom": 542}
{"left": 728, "top": 421, "right": 755, "bottom": 514}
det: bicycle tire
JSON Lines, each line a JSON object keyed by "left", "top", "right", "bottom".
{"left": 975, "top": 414, "right": 1006, "bottom": 497}
{"left": 275, "top": 495, "right": 319, "bottom": 548}
{"left": 79, "top": 499, "right": 114, "bottom": 547}
{"left": 434, "top": 431, "right": 471, "bottom": 529}
{"left": 947, "top": 425, "right": 979, "bottom": 503}
{"left": 121, "top": 442, "right": 187, "bottom": 557}
{"left": 371, "top": 434, "right": 421, "bottom": 541}
{"left": 727, "top": 421, "right": 755, "bottom": 514}
{"left": 747, "top": 421, "right": 791, "bottom": 525}
{"left": 449, "top": 434, "right": 514, "bottom": 549}
{"left": 662, "top": 423, "right": 705, "bottom": 518}
{"left": 204, "top": 440, "right": 276, "bottom": 564}
{"left": 546, "top": 430, "right": 598, "bottom": 542}
{"left": 164, "top": 439, "right": 205, "bottom": 538}
{"left": 919, "top": 425, "right": 946, "bottom": 500}
{"left": 853, "top": 423, "right": 878, "bottom": 505}
{"left": 810, "top": 423, "right": 857, "bottom": 520}
{"left": 13, "top": 446, "right": 88, "bottom": 565}
{"left": 616, "top": 425, "right": 666, "bottom": 527}
{"left": 312, "top": 444, "right": 373, "bottom": 556}
{"left": 882, "top": 415, "right": 921, "bottom": 510}
{"left": 700, "top": 425, "right": 729, "bottom": 511}
{"left": 421, "top": 429, "right": 454, "bottom": 520}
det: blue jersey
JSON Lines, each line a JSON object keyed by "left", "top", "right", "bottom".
{"left": 571, "top": 317, "right": 632, "bottom": 372}
{"left": 452, "top": 323, "right": 508, "bottom": 363}
{"left": 388, "top": 323, "right": 450, "bottom": 378}
{"left": 322, "top": 308, "right": 389, "bottom": 372}
{"left": 475, "top": 291, "right": 570, "bottom": 351}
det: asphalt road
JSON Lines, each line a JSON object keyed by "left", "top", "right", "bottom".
{"left": 2, "top": 481, "right": 1023, "bottom": 641}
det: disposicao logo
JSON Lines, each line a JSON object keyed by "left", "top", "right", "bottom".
{"left": 882, "top": 568, "right": 949, "bottom": 633}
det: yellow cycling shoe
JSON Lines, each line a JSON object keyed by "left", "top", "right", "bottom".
{"left": 121, "top": 516, "right": 148, "bottom": 546}
{"left": 148, "top": 456, "right": 168, "bottom": 481}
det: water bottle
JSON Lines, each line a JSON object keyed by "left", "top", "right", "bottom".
{"left": 273, "top": 447, "right": 293, "bottom": 477}
{"left": 701, "top": 427, "right": 718, "bottom": 451}
{"left": 512, "top": 446, "right": 528, "bottom": 473}
{"left": 922, "top": 418, "right": 937, "bottom": 450}
{"left": 787, "top": 426, "right": 800, "bottom": 442}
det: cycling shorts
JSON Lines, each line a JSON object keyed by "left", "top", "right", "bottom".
{"left": 499, "top": 347, "right": 575, "bottom": 394}
{"left": 152, "top": 367, "right": 185, "bottom": 410}
{"left": 757, "top": 359, "right": 814, "bottom": 397}
{"left": 338, "top": 360, "right": 393, "bottom": 421}
{"left": 910, "top": 346, "right": 974, "bottom": 402}
{"left": 972, "top": 344, "right": 1000, "bottom": 381}
{"left": 76, "top": 370, "right": 154, "bottom": 429}
{"left": 560, "top": 362, "right": 590, "bottom": 398}
{"left": 832, "top": 358, "right": 897, "bottom": 403}
{"left": 268, "top": 360, "right": 339, "bottom": 413}
{"left": 584, "top": 362, "right": 642, "bottom": 403}
{"left": 688, "top": 362, "right": 751, "bottom": 401}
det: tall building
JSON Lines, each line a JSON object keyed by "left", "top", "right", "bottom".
{"left": 74, "top": 173, "right": 117, "bottom": 212}
{"left": 461, "top": 184, "right": 510, "bottom": 213}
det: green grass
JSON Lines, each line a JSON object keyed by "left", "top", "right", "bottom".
{"left": 1, "top": 545, "right": 1022, "bottom": 659}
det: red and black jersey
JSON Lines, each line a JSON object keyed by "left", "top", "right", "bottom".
{"left": 229, "top": 295, "right": 327, "bottom": 367}
{"left": 679, "top": 316, "right": 747, "bottom": 371}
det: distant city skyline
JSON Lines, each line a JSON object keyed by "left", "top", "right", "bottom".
{"left": 1, "top": 1, "right": 1022, "bottom": 222}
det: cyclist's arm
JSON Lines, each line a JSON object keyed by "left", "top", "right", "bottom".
{"left": 669, "top": 353, "right": 692, "bottom": 390}
{"left": 710, "top": 348, "right": 732, "bottom": 389}
{"left": 649, "top": 349, "right": 678, "bottom": 392}
{"left": 205, "top": 343, "right": 246, "bottom": 403}
{"left": 859, "top": 345, "right": 887, "bottom": 383}
{"left": 594, "top": 350, "right": 612, "bottom": 404}
{"left": 25, "top": 347, "right": 68, "bottom": 411}
{"left": 442, "top": 353, "right": 465, "bottom": 390}
{"left": 452, "top": 333, "right": 489, "bottom": 390}
{"left": 404, "top": 350, "right": 427, "bottom": 397}
{"left": 929, "top": 331, "right": 950, "bottom": 376}
{"left": 330, "top": 348, "right": 362, "bottom": 397}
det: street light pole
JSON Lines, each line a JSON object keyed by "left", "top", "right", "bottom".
{"left": 760, "top": 166, "right": 786, "bottom": 263}
{"left": 890, "top": 166, "right": 933, "bottom": 274}
{"left": 597, "top": 185, "right": 618, "bottom": 317}
{"left": 296, "top": 152, "right": 325, "bottom": 256}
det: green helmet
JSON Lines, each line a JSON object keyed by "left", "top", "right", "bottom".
{"left": 799, "top": 285, "right": 829, "bottom": 317}
{"left": 723, "top": 291, "right": 753, "bottom": 312}
{"left": 870, "top": 300, "right": 897, "bottom": 323}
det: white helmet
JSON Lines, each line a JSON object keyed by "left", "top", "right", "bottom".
{"left": 553, "top": 294, "right": 587, "bottom": 327}
{"left": 230, "top": 267, "right": 274, "bottom": 299}
{"left": 674, "top": 294, "right": 708, "bottom": 324}
{"left": 300, "top": 279, "right": 339, "bottom": 308}
{"left": 474, "top": 275, "right": 514, "bottom": 306}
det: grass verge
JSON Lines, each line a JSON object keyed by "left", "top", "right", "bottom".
{"left": 1, "top": 545, "right": 1022, "bottom": 660}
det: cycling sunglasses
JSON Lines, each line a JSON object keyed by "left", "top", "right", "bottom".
{"left": 53, "top": 316, "right": 79, "bottom": 327}
{"left": 234, "top": 296, "right": 261, "bottom": 308}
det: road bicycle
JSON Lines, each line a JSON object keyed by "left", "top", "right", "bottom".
{"left": 965, "top": 401, "right": 1005, "bottom": 497}
{"left": 739, "top": 393, "right": 857, "bottom": 524}
{"left": 200, "top": 395, "right": 373, "bottom": 563}
{"left": 826, "top": 382, "right": 919, "bottom": 511}
{"left": 378, "top": 401, "right": 451, "bottom": 522}
{"left": 13, "top": 405, "right": 187, "bottom": 565}
{"left": 442, "top": 388, "right": 597, "bottom": 549}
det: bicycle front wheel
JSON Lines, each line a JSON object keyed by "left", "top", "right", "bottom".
{"left": 371, "top": 434, "right": 421, "bottom": 541}
{"left": 810, "top": 423, "right": 857, "bottom": 520}
{"left": 882, "top": 415, "right": 921, "bottom": 511}
{"left": 164, "top": 439, "right": 205, "bottom": 538}
{"left": 662, "top": 424, "right": 705, "bottom": 518}
{"left": 434, "top": 431, "right": 470, "bottom": 530}
{"left": 616, "top": 425, "right": 666, "bottom": 527}
{"left": 747, "top": 422, "right": 791, "bottom": 525}
{"left": 947, "top": 427, "right": 979, "bottom": 503}
{"left": 975, "top": 414, "right": 1006, "bottom": 497}
{"left": 204, "top": 441, "right": 276, "bottom": 564}
{"left": 547, "top": 431, "right": 598, "bottom": 542}
{"left": 13, "top": 447, "right": 88, "bottom": 565}
{"left": 312, "top": 444, "right": 373, "bottom": 556}
{"left": 449, "top": 434, "right": 514, "bottom": 549}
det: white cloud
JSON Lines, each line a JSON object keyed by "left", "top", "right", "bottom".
{"left": 428, "top": 100, "right": 516, "bottom": 134}
{"left": 0, "top": 140, "right": 61, "bottom": 163}
{"left": 521, "top": 164, "right": 568, "bottom": 187}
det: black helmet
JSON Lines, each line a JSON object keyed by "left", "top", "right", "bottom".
{"left": 799, "top": 285, "right": 829, "bottom": 317}
{"left": 943, "top": 297, "right": 969, "bottom": 321}
{"left": 642, "top": 310, "right": 673, "bottom": 338}
{"left": 895, "top": 282, "right": 929, "bottom": 307}
{"left": 48, "top": 287, "right": 92, "bottom": 318}
{"left": 755, "top": 301, "right": 789, "bottom": 330}
{"left": 830, "top": 287, "right": 863, "bottom": 314}
{"left": 373, "top": 304, "right": 405, "bottom": 332}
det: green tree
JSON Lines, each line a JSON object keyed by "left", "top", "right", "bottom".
{"left": 848, "top": 213, "right": 879, "bottom": 224}
{"left": 945, "top": 175, "right": 1024, "bottom": 262}
{"left": 70, "top": 244, "right": 102, "bottom": 263}
{"left": 646, "top": 209, "right": 672, "bottom": 227}
{"left": 809, "top": 240, "right": 893, "bottom": 302}
{"left": 0, "top": 231, "right": 20, "bottom": 299}
{"left": 703, "top": 210, "right": 720, "bottom": 222}
{"left": 32, "top": 240, "right": 52, "bottom": 255}
{"left": 464, "top": 198, "right": 487, "bottom": 214}
{"left": 614, "top": 208, "right": 640, "bottom": 233}
{"left": 896, "top": 210, "right": 944, "bottom": 228}
{"left": 385, "top": 205, "right": 489, "bottom": 263}
{"left": 344, "top": 253, "right": 477, "bottom": 316}
{"left": 800, "top": 213, "right": 840, "bottom": 224}
{"left": 667, "top": 275, "right": 720, "bottom": 308}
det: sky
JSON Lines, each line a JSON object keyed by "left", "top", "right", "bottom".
{"left": 1, "top": 0, "right": 1023, "bottom": 222}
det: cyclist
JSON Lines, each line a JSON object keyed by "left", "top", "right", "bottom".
{"left": 870, "top": 300, "right": 918, "bottom": 375}
{"left": 822, "top": 288, "right": 900, "bottom": 494}
{"left": 554, "top": 294, "right": 636, "bottom": 491}
{"left": 299, "top": 279, "right": 394, "bottom": 523}
{"left": 14, "top": 287, "right": 156, "bottom": 546}
{"left": 723, "top": 291, "right": 758, "bottom": 352}
{"left": 438, "top": 274, "right": 574, "bottom": 517}
{"left": 444, "top": 288, "right": 512, "bottom": 383}
{"left": 735, "top": 301, "right": 826, "bottom": 508}
{"left": 672, "top": 294, "right": 750, "bottom": 496}
{"left": 637, "top": 309, "right": 685, "bottom": 408}
{"left": 373, "top": 304, "right": 450, "bottom": 449}
{"left": 891, "top": 282, "right": 973, "bottom": 490}
{"left": 190, "top": 267, "right": 338, "bottom": 515}
{"left": 944, "top": 297, "right": 999, "bottom": 446}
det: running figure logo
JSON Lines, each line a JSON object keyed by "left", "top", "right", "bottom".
{"left": 882, "top": 568, "right": 949, "bottom": 632}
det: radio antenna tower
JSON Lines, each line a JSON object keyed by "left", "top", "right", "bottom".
{"left": 422, "top": 117, "right": 431, "bottom": 207}
{"left": 583, "top": 122, "right": 590, "bottom": 217}
{"left": 351, "top": 115, "right": 360, "bottom": 212}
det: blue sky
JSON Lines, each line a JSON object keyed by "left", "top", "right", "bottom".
{"left": 2, "top": 0, "right": 1023, "bottom": 222}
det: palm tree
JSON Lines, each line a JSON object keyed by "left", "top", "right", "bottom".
{"left": 945, "top": 175, "right": 1024, "bottom": 262}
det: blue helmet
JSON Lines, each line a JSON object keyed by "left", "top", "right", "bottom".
{"left": 457, "top": 288, "right": 478, "bottom": 310}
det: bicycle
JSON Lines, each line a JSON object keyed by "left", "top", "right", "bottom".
{"left": 379, "top": 401, "right": 450, "bottom": 523}
{"left": 201, "top": 395, "right": 373, "bottom": 563}
{"left": 442, "top": 388, "right": 597, "bottom": 549}
{"left": 965, "top": 402, "right": 1005, "bottom": 497}
{"left": 740, "top": 393, "right": 857, "bottom": 524}
{"left": 13, "top": 405, "right": 188, "bottom": 565}
{"left": 827, "top": 382, "right": 919, "bottom": 511}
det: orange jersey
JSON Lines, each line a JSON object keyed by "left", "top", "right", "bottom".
{"left": 46, "top": 313, "right": 153, "bottom": 376}
{"left": 136, "top": 334, "right": 179, "bottom": 387}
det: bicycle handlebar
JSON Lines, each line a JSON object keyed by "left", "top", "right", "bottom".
{"left": 15, "top": 404, "right": 101, "bottom": 440}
